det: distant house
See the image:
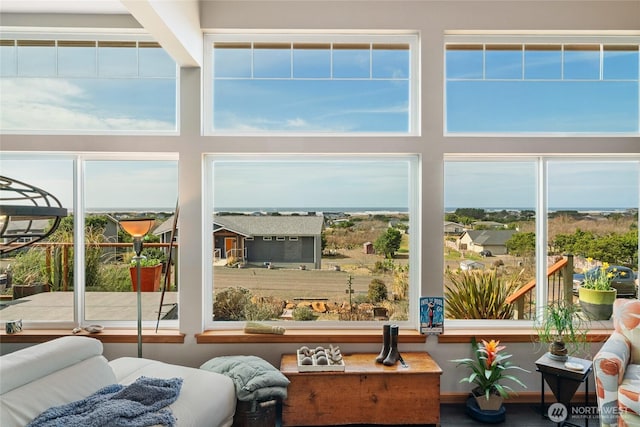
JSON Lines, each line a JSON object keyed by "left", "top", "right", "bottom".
{"left": 156, "top": 214, "right": 324, "bottom": 269}
{"left": 213, "top": 215, "right": 324, "bottom": 269}
{"left": 457, "top": 230, "right": 516, "bottom": 256}
{"left": 444, "top": 221, "right": 465, "bottom": 235}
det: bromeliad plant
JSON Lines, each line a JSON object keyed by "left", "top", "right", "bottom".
{"left": 451, "top": 337, "right": 529, "bottom": 400}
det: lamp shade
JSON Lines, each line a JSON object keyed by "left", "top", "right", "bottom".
{"left": 119, "top": 218, "right": 154, "bottom": 237}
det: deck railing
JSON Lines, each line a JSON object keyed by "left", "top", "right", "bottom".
{"left": 505, "top": 254, "right": 574, "bottom": 320}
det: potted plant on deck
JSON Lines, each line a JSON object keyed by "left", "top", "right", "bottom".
{"left": 129, "top": 257, "right": 162, "bottom": 292}
{"left": 577, "top": 259, "right": 618, "bottom": 321}
{"left": 535, "top": 300, "right": 589, "bottom": 361}
{"left": 451, "top": 337, "right": 528, "bottom": 419}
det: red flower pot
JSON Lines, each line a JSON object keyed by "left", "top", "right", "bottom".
{"left": 129, "top": 264, "right": 162, "bottom": 292}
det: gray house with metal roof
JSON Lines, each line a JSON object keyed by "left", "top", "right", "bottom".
{"left": 213, "top": 215, "right": 324, "bottom": 269}
{"left": 155, "top": 214, "right": 325, "bottom": 268}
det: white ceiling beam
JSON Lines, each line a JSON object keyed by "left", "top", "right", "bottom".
{"left": 120, "top": 0, "right": 202, "bottom": 68}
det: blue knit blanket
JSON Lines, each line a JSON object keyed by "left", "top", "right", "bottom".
{"left": 27, "top": 376, "right": 183, "bottom": 427}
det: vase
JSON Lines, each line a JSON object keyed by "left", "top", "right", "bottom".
{"left": 473, "top": 388, "right": 504, "bottom": 411}
{"left": 579, "top": 287, "right": 616, "bottom": 320}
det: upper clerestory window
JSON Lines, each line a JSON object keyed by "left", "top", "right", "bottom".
{"left": 0, "top": 35, "right": 178, "bottom": 134}
{"left": 445, "top": 36, "right": 640, "bottom": 135}
{"left": 204, "top": 34, "right": 419, "bottom": 135}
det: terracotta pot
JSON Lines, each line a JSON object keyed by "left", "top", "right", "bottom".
{"left": 129, "top": 264, "right": 162, "bottom": 292}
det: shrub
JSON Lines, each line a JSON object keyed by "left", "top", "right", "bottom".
{"left": 368, "top": 278, "right": 388, "bottom": 303}
{"left": 292, "top": 305, "right": 318, "bottom": 321}
{"left": 94, "top": 263, "right": 131, "bottom": 292}
{"left": 214, "top": 287, "right": 252, "bottom": 321}
{"left": 11, "top": 248, "right": 48, "bottom": 285}
{"left": 444, "top": 268, "right": 523, "bottom": 319}
{"left": 392, "top": 264, "right": 409, "bottom": 300}
{"left": 245, "top": 297, "right": 284, "bottom": 321}
{"left": 141, "top": 248, "right": 167, "bottom": 264}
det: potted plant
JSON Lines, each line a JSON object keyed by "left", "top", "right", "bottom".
{"left": 577, "top": 259, "right": 618, "bottom": 320}
{"left": 129, "top": 257, "right": 162, "bottom": 292}
{"left": 451, "top": 337, "right": 528, "bottom": 412}
{"left": 535, "top": 300, "right": 589, "bottom": 361}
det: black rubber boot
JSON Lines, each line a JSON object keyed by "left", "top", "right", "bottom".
{"left": 375, "top": 324, "right": 391, "bottom": 363}
{"left": 383, "top": 324, "right": 400, "bottom": 366}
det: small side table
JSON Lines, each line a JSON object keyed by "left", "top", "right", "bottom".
{"left": 535, "top": 354, "right": 593, "bottom": 427}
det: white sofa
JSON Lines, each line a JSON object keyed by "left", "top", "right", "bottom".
{"left": 0, "top": 336, "right": 237, "bottom": 427}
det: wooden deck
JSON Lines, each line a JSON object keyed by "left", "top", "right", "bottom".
{"left": 0, "top": 291, "right": 177, "bottom": 322}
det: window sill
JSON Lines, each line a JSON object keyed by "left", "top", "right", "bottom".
{"left": 0, "top": 329, "right": 185, "bottom": 344}
{"left": 437, "top": 328, "right": 613, "bottom": 344}
{"left": 196, "top": 328, "right": 426, "bottom": 344}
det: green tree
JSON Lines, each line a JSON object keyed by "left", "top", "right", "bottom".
{"left": 368, "top": 278, "right": 388, "bottom": 302}
{"left": 455, "top": 208, "right": 486, "bottom": 220}
{"left": 374, "top": 228, "right": 402, "bottom": 259}
{"left": 505, "top": 232, "right": 536, "bottom": 257}
{"left": 444, "top": 212, "right": 460, "bottom": 223}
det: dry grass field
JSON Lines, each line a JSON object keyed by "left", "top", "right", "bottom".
{"left": 213, "top": 248, "right": 403, "bottom": 304}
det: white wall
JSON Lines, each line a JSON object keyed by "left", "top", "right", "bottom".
{"left": 1, "top": 0, "right": 638, "bottom": 396}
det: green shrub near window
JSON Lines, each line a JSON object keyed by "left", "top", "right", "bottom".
{"left": 445, "top": 268, "right": 524, "bottom": 319}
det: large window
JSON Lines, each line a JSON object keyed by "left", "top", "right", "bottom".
{"left": 0, "top": 35, "right": 178, "bottom": 133}
{"left": 445, "top": 37, "right": 640, "bottom": 134}
{"left": 206, "top": 155, "right": 419, "bottom": 327}
{"left": 444, "top": 160, "right": 536, "bottom": 321}
{"left": 205, "top": 34, "right": 419, "bottom": 134}
{"left": 444, "top": 157, "right": 640, "bottom": 323}
{"left": 0, "top": 154, "right": 178, "bottom": 328}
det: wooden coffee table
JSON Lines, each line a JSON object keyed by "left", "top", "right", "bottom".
{"left": 280, "top": 352, "right": 442, "bottom": 426}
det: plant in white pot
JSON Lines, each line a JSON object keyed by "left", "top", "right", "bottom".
{"left": 451, "top": 337, "right": 529, "bottom": 412}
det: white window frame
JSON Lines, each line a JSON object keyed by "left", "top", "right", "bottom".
{"left": 1, "top": 152, "right": 179, "bottom": 330}
{"left": 203, "top": 32, "right": 420, "bottom": 137}
{"left": 443, "top": 34, "right": 640, "bottom": 137}
{"left": 0, "top": 31, "right": 180, "bottom": 136}
{"left": 443, "top": 154, "right": 640, "bottom": 330}
{"left": 204, "top": 153, "right": 421, "bottom": 330}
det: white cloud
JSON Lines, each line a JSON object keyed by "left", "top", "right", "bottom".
{"left": 0, "top": 78, "right": 173, "bottom": 131}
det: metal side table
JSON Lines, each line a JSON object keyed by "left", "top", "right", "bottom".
{"left": 536, "top": 354, "right": 593, "bottom": 427}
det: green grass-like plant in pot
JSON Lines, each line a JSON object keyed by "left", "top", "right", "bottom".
{"left": 534, "top": 300, "right": 589, "bottom": 361}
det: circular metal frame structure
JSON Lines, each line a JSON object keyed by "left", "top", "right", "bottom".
{"left": 0, "top": 176, "right": 67, "bottom": 255}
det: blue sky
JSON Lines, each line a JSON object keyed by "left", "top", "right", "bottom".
{"left": 445, "top": 161, "right": 639, "bottom": 210}
{"left": 213, "top": 160, "right": 411, "bottom": 210}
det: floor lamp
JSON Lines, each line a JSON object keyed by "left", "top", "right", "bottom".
{"left": 119, "top": 218, "right": 154, "bottom": 358}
